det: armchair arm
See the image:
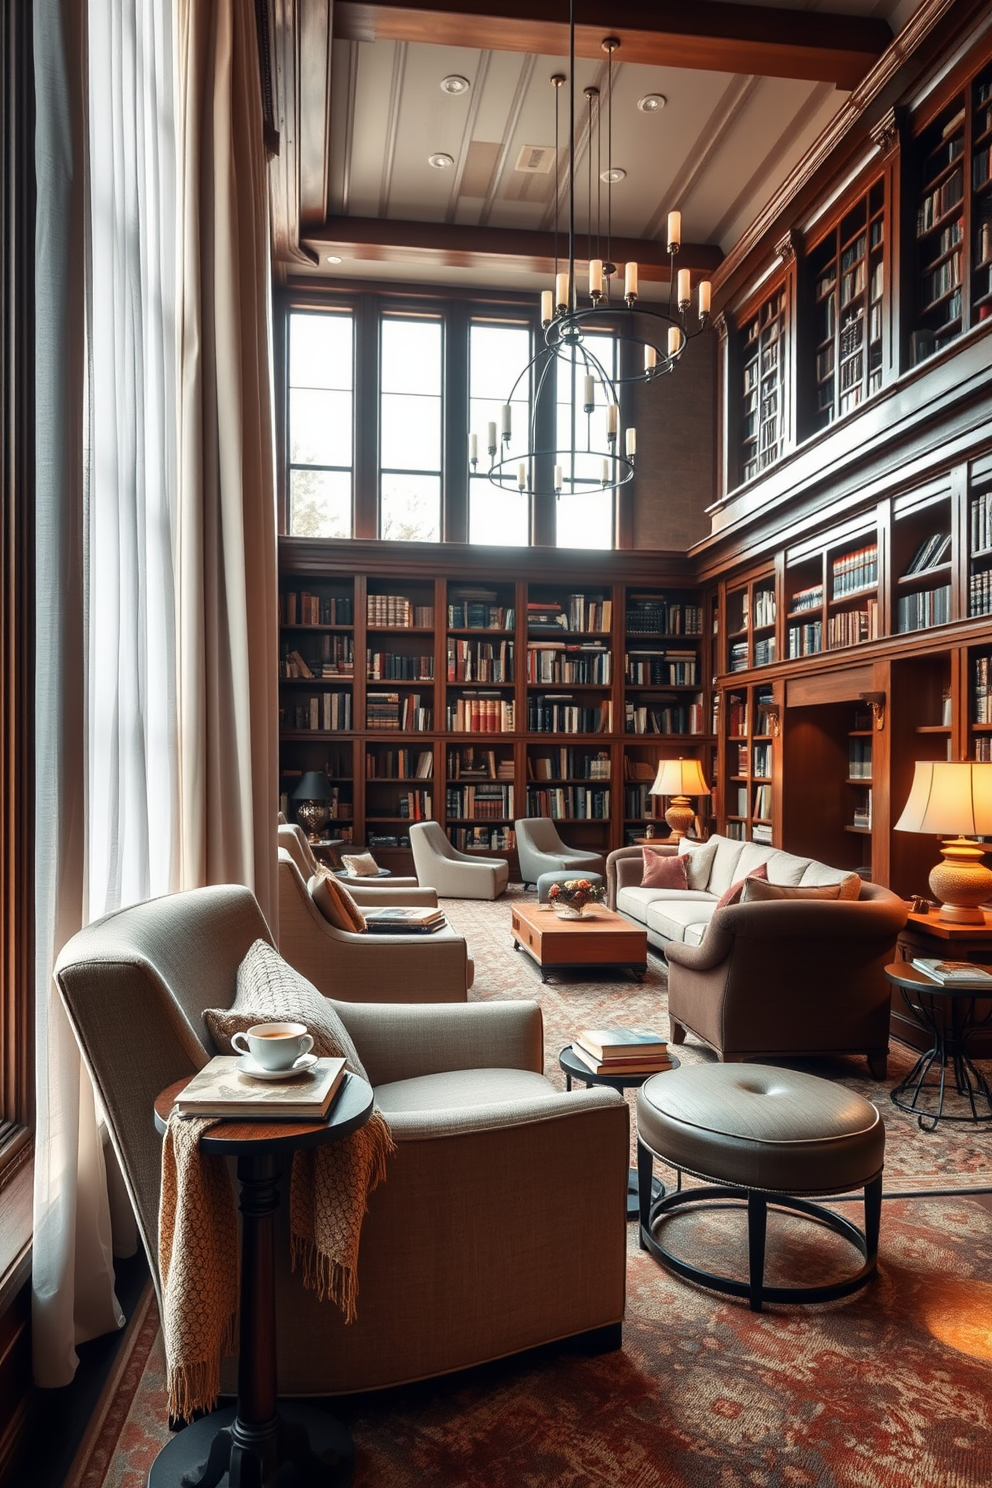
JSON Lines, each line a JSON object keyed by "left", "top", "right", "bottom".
{"left": 383, "top": 1085, "right": 625, "bottom": 1141}
{"left": 343, "top": 885, "right": 439, "bottom": 907}
{"left": 606, "top": 846, "right": 646, "bottom": 907}
{"left": 663, "top": 911, "right": 735, "bottom": 971}
{"left": 329, "top": 999, "right": 544, "bottom": 1084}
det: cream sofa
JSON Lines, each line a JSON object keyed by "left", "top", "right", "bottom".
{"left": 607, "top": 835, "right": 883, "bottom": 951}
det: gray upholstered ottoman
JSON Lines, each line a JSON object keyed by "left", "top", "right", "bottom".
{"left": 636, "top": 1063, "right": 884, "bottom": 1311}
{"left": 536, "top": 870, "right": 605, "bottom": 903}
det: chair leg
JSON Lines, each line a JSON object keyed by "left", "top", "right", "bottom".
{"left": 747, "top": 1191, "right": 768, "bottom": 1312}
{"left": 669, "top": 1020, "right": 686, "bottom": 1045}
{"left": 863, "top": 1173, "right": 882, "bottom": 1264}
{"left": 637, "top": 1139, "right": 655, "bottom": 1248}
{"left": 867, "top": 1051, "right": 888, "bottom": 1080}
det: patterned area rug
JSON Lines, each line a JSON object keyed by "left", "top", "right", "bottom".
{"left": 68, "top": 888, "right": 992, "bottom": 1488}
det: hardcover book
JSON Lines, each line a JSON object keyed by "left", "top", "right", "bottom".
{"left": 570, "top": 1043, "right": 673, "bottom": 1077}
{"left": 173, "top": 1055, "right": 347, "bottom": 1119}
{"left": 911, "top": 958, "right": 992, "bottom": 985}
{"left": 574, "top": 1026, "right": 668, "bottom": 1059}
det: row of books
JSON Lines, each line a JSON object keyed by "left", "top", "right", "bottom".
{"left": 753, "top": 589, "right": 776, "bottom": 628}
{"left": 367, "top": 653, "right": 434, "bottom": 681}
{"left": 916, "top": 165, "right": 963, "bottom": 237}
{"left": 787, "top": 582, "right": 824, "bottom": 615}
{"left": 624, "top": 699, "right": 705, "bottom": 736}
{"left": 530, "top": 748, "right": 611, "bottom": 781}
{"left": 973, "top": 654, "right": 992, "bottom": 722}
{"left": 787, "top": 621, "right": 823, "bottom": 658}
{"left": 448, "top": 747, "right": 514, "bottom": 780}
{"left": 526, "top": 596, "right": 612, "bottom": 633}
{"left": 445, "top": 784, "right": 514, "bottom": 819}
{"left": 526, "top": 644, "right": 612, "bottom": 686}
{"left": 367, "top": 595, "right": 434, "bottom": 628}
{"left": 279, "top": 638, "right": 354, "bottom": 678}
{"left": 525, "top": 787, "right": 611, "bottom": 820}
{"left": 921, "top": 252, "right": 961, "bottom": 311}
{"left": 447, "top": 695, "right": 516, "bottom": 733}
{"left": 625, "top": 598, "right": 703, "bottom": 636}
{"left": 754, "top": 637, "right": 776, "bottom": 667}
{"left": 448, "top": 825, "right": 516, "bottom": 852}
{"left": 728, "top": 642, "right": 748, "bottom": 673}
{"left": 832, "top": 543, "right": 878, "bottom": 597}
{"left": 828, "top": 600, "right": 879, "bottom": 648}
{"left": 447, "top": 638, "right": 514, "bottom": 683}
{"left": 851, "top": 790, "right": 872, "bottom": 829}
{"left": 624, "top": 650, "right": 697, "bottom": 686}
{"left": 904, "top": 532, "right": 952, "bottom": 574}
{"left": 970, "top": 490, "right": 992, "bottom": 554}
{"left": 446, "top": 600, "right": 514, "bottom": 630}
{"left": 389, "top": 791, "right": 432, "bottom": 821}
{"left": 526, "top": 697, "right": 613, "bottom": 734}
{"left": 365, "top": 748, "right": 433, "bottom": 779}
{"left": 281, "top": 692, "right": 352, "bottom": 732}
{"left": 896, "top": 584, "right": 951, "bottom": 633}
{"left": 848, "top": 737, "right": 872, "bottom": 780}
{"left": 752, "top": 743, "right": 772, "bottom": 778}
{"left": 366, "top": 693, "right": 431, "bottom": 731}
{"left": 281, "top": 592, "right": 353, "bottom": 627}
{"left": 969, "top": 569, "right": 992, "bottom": 617}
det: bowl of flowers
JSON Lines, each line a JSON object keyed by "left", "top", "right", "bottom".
{"left": 547, "top": 877, "right": 607, "bottom": 919}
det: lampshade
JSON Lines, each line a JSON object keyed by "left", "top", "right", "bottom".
{"left": 292, "top": 771, "right": 334, "bottom": 801}
{"left": 894, "top": 760, "right": 992, "bottom": 835}
{"left": 649, "top": 758, "right": 711, "bottom": 799}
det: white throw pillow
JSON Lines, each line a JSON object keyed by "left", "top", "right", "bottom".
{"left": 340, "top": 851, "right": 380, "bottom": 877}
{"left": 677, "top": 837, "right": 719, "bottom": 891}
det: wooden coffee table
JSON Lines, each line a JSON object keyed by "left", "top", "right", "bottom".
{"left": 511, "top": 902, "right": 648, "bottom": 982}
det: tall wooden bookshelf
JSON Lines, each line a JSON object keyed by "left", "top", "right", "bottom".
{"left": 278, "top": 542, "right": 714, "bottom": 875}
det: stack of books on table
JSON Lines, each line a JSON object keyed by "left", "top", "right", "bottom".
{"left": 362, "top": 906, "right": 447, "bottom": 934}
{"left": 174, "top": 1056, "right": 347, "bottom": 1119}
{"left": 911, "top": 958, "right": 992, "bottom": 987}
{"left": 571, "top": 1027, "right": 672, "bottom": 1077}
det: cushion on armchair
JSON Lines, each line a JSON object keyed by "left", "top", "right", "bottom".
{"left": 641, "top": 849, "right": 689, "bottom": 890}
{"left": 340, "top": 852, "right": 381, "bottom": 877}
{"left": 741, "top": 876, "right": 858, "bottom": 903}
{"left": 204, "top": 938, "right": 369, "bottom": 1080}
{"left": 309, "top": 873, "right": 367, "bottom": 932}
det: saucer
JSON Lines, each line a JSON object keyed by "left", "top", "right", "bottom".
{"left": 236, "top": 1053, "right": 318, "bottom": 1081}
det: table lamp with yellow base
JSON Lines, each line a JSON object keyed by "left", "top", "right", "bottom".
{"left": 649, "top": 757, "right": 711, "bottom": 842}
{"left": 894, "top": 760, "right": 992, "bottom": 924}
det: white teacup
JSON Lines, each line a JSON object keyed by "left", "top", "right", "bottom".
{"left": 231, "top": 1021, "right": 314, "bottom": 1071}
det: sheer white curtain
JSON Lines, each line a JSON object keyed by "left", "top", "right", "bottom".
{"left": 33, "top": 0, "right": 278, "bottom": 1385}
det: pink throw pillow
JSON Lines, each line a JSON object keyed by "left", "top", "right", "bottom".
{"left": 715, "top": 861, "right": 769, "bottom": 910}
{"left": 640, "top": 848, "right": 689, "bottom": 890}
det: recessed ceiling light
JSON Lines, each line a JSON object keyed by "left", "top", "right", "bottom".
{"left": 428, "top": 152, "right": 455, "bottom": 169}
{"left": 638, "top": 93, "right": 667, "bottom": 113}
{"left": 440, "top": 75, "right": 470, "bottom": 95}
{"left": 326, "top": 254, "right": 342, "bottom": 264}
{"left": 600, "top": 167, "right": 626, "bottom": 184}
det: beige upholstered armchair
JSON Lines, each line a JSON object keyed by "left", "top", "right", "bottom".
{"left": 277, "top": 849, "right": 474, "bottom": 1001}
{"left": 514, "top": 817, "right": 605, "bottom": 888}
{"left": 277, "top": 824, "right": 424, "bottom": 899}
{"left": 409, "top": 820, "right": 509, "bottom": 900}
{"left": 54, "top": 885, "right": 628, "bottom": 1394}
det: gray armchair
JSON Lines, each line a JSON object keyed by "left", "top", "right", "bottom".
{"left": 514, "top": 817, "right": 605, "bottom": 888}
{"left": 409, "top": 821, "right": 509, "bottom": 900}
{"left": 53, "top": 885, "right": 628, "bottom": 1394}
{"left": 277, "top": 848, "right": 473, "bottom": 1000}
{"left": 277, "top": 824, "right": 423, "bottom": 898}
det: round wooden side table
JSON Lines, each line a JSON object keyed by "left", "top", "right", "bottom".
{"left": 884, "top": 961, "right": 992, "bottom": 1131}
{"left": 150, "top": 1071, "right": 374, "bottom": 1488}
{"left": 559, "top": 1044, "right": 679, "bottom": 1218}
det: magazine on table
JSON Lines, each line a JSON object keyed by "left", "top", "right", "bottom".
{"left": 911, "top": 958, "right": 992, "bottom": 986}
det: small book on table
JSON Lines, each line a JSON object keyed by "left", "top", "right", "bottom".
{"left": 174, "top": 1056, "right": 347, "bottom": 1120}
{"left": 911, "top": 958, "right": 992, "bottom": 986}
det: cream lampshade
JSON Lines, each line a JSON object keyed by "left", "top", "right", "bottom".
{"left": 649, "top": 757, "right": 711, "bottom": 841}
{"left": 894, "top": 760, "right": 992, "bottom": 923}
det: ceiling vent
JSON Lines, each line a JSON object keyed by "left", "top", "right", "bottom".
{"left": 514, "top": 144, "right": 556, "bottom": 174}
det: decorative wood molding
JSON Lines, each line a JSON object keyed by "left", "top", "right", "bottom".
{"left": 713, "top": 311, "right": 729, "bottom": 346}
{"left": 775, "top": 228, "right": 802, "bottom": 263}
{"left": 267, "top": 0, "right": 320, "bottom": 279}
{"left": 333, "top": 1, "right": 892, "bottom": 88}
{"left": 869, "top": 106, "right": 904, "bottom": 158}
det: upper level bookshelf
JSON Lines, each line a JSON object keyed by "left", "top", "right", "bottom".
{"left": 808, "top": 180, "right": 885, "bottom": 433}
{"left": 738, "top": 285, "right": 788, "bottom": 485}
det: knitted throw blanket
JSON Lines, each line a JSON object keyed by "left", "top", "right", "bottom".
{"left": 159, "top": 1104, "right": 394, "bottom": 1422}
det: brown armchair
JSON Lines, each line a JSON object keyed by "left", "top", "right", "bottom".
{"left": 664, "top": 884, "right": 907, "bottom": 1079}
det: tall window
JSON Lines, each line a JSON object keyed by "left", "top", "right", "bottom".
{"left": 288, "top": 310, "right": 354, "bottom": 536}
{"left": 380, "top": 316, "right": 442, "bottom": 541}
{"left": 555, "top": 330, "right": 617, "bottom": 549}
{"left": 468, "top": 319, "right": 531, "bottom": 546}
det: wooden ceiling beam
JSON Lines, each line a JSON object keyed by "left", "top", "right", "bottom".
{"left": 305, "top": 217, "right": 723, "bottom": 279}
{"left": 333, "top": 1, "right": 892, "bottom": 90}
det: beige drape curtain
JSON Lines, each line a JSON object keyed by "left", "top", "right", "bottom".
{"left": 176, "top": 0, "right": 279, "bottom": 920}
{"left": 32, "top": 0, "right": 278, "bottom": 1386}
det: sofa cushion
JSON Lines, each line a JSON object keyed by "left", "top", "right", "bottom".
{"left": 741, "top": 877, "right": 844, "bottom": 903}
{"left": 617, "top": 885, "right": 715, "bottom": 925}
{"left": 682, "top": 920, "right": 712, "bottom": 946}
{"left": 641, "top": 848, "right": 689, "bottom": 890}
{"left": 646, "top": 897, "right": 720, "bottom": 943}
{"left": 764, "top": 849, "right": 814, "bottom": 886}
{"left": 309, "top": 873, "right": 367, "bottom": 933}
{"left": 204, "top": 938, "right": 368, "bottom": 1080}
{"left": 677, "top": 838, "right": 720, "bottom": 890}
{"left": 694, "top": 836, "right": 745, "bottom": 895}
{"left": 799, "top": 859, "right": 850, "bottom": 887}
{"left": 716, "top": 862, "right": 769, "bottom": 910}
{"left": 732, "top": 843, "right": 775, "bottom": 880}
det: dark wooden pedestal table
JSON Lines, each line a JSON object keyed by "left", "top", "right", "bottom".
{"left": 559, "top": 1045, "right": 679, "bottom": 1219}
{"left": 151, "top": 1072, "right": 374, "bottom": 1488}
{"left": 884, "top": 962, "right": 992, "bottom": 1132}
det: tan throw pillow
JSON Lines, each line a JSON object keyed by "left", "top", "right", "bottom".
{"left": 340, "top": 852, "right": 380, "bottom": 877}
{"left": 203, "top": 938, "right": 368, "bottom": 1080}
{"left": 640, "top": 848, "right": 689, "bottom": 890}
{"left": 309, "top": 873, "right": 367, "bottom": 933}
{"left": 741, "top": 877, "right": 843, "bottom": 903}
{"left": 837, "top": 872, "right": 863, "bottom": 900}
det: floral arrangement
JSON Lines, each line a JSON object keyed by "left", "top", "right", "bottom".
{"left": 548, "top": 877, "right": 606, "bottom": 914}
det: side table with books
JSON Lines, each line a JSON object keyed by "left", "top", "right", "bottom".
{"left": 559, "top": 1027, "right": 679, "bottom": 1219}
{"left": 894, "top": 907, "right": 992, "bottom": 1056}
{"left": 883, "top": 961, "right": 992, "bottom": 1131}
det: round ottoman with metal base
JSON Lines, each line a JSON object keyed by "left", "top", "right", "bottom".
{"left": 636, "top": 1063, "right": 884, "bottom": 1312}
{"left": 536, "top": 869, "right": 605, "bottom": 903}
